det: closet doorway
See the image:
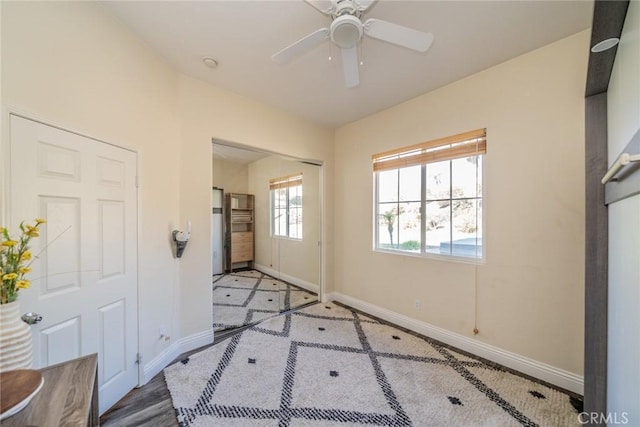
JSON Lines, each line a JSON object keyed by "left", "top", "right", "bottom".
{"left": 211, "top": 140, "right": 322, "bottom": 332}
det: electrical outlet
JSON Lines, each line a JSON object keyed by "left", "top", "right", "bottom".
{"left": 414, "top": 300, "right": 422, "bottom": 311}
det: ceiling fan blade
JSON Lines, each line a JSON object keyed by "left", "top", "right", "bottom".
{"left": 353, "top": 0, "right": 377, "bottom": 13}
{"left": 272, "top": 28, "right": 330, "bottom": 64}
{"left": 364, "top": 18, "right": 434, "bottom": 52}
{"left": 341, "top": 46, "right": 360, "bottom": 88}
{"left": 304, "top": 0, "right": 335, "bottom": 15}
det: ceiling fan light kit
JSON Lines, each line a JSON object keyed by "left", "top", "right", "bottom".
{"left": 331, "top": 15, "right": 363, "bottom": 48}
{"left": 272, "top": 0, "right": 434, "bottom": 89}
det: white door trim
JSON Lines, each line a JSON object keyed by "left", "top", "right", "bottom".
{"left": 2, "top": 108, "right": 143, "bottom": 388}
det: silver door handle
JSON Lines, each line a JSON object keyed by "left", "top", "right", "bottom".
{"left": 21, "top": 312, "right": 43, "bottom": 325}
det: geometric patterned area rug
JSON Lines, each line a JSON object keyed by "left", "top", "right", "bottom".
{"left": 165, "top": 302, "right": 582, "bottom": 426}
{"left": 213, "top": 269, "right": 317, "bottom": 332}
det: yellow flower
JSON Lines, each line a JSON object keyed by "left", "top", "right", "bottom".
{"left": 25, "top": 228, "right": 40, "bottom": 237}
{"left": 0, "top": 219, "right": 46, "bottom": 303}
{"left": 15, "top": 280, "right": 30, "bottom": 289}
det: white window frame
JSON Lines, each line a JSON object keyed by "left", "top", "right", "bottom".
{"left": 372, "top": 129, "right": 486, "bottom": 263}
{"left": 270, "top": 174, "right": 303, "bottom": 240}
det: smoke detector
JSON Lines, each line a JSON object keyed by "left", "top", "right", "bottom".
{"left": 202, "top": 57, "right": 219, "bottom": 69}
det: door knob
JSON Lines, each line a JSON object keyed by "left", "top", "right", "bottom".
{"left": 21, "top": 312, "right": 43, "bottom": 325}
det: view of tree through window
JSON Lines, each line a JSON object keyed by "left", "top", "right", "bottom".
{"left": 375, "top": 156, "right": 483, "bottom": 259}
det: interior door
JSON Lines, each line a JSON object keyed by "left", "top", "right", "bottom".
{"left": 9, "top": 114, "right": 139, "bottom": 415}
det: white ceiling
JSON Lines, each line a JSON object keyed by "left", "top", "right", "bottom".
{"left": 212, "top": 142, "right": 270, "bottom": 164}
{"left": 105, "top": 0, "right": 593, "bottom": 129}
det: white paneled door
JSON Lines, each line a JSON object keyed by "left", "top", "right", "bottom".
{"left": 9, "top": 115, "right": 139, "bottom": 414}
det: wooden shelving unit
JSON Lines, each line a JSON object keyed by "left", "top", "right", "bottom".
{"left": 224, "top": 193, "right": 254, "bottom": 272}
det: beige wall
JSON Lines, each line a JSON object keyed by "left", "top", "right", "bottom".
{"left": 248, "top": 156, "right": 321, "bottom": 287}
{"left": 334, "top": 31, "right": 588, "bottom": 374}
{"left": 212, "top": 156, "right": 249, "bottom": 194}
{"left": 1, "top": 1, "right": 182, "bottom": 367}
{"left": 1, "top": 1, "right": 334, "bottom": 374}
{"left": 2, "top": 0, "right": 587, "bottom": 387}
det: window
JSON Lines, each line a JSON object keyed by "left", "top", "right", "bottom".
{"left": 270, "top": 173, "right": 303, "bottom": 239}
{"left": 373, "top": 129, "right": 486, "bottom": 260}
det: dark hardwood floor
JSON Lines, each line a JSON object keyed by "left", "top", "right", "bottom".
{"left": 99, "top": 312, "right": 297, "bottom": 426}
{"left": 100, "top": 332, "right": 239, "bottom": 426}
{"left": 100, "top": 372, "right": 179, "bottom": 427}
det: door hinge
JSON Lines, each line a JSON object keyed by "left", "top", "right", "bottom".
{"left": 135, "top": 353, "right": 142, "bottom": 365}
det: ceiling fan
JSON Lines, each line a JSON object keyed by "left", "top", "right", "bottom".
{"left": 271, "top": 0, "right": 434, "bottom": 88}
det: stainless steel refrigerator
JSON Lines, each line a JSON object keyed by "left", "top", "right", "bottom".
{"left": 212, "top": 188, "right": 224, "bottom": 275}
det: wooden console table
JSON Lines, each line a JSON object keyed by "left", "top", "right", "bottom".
{"left": 2, "top": 353, "right": 99, "bottom": 426}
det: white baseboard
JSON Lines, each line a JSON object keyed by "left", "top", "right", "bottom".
{"left": 254, "top": 264, "right": 319, "bottom": 294}
{"left": 141, "top": 328, "right": 214, "bottom": 385}
{"left": 329, "top": 292, "right": 584, "bottom": 395}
